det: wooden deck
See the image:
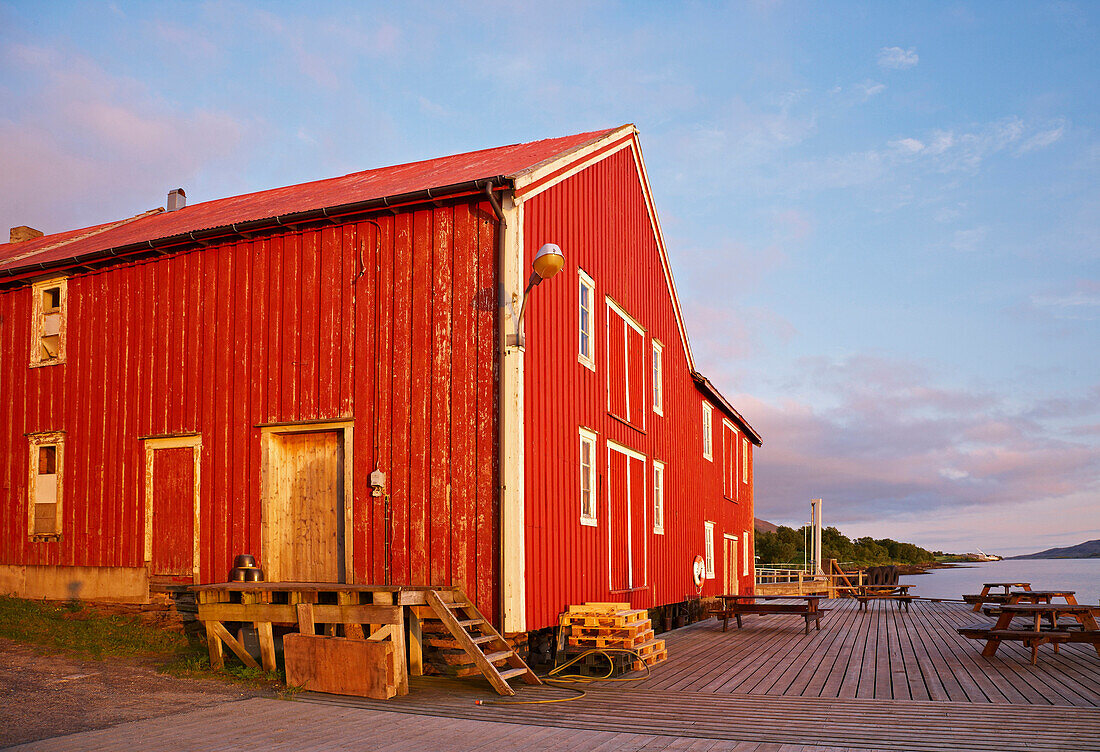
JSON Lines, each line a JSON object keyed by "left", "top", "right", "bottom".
{"left": 299, "top": 599, "right": 1100, "bottom": 751}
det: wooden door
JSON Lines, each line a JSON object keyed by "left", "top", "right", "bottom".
{"left": 150, "top": 446, "right": 197, "bottom": 579}
{"left": 608, "top": 443, "right": 647, "bottom": 591}
{"left": 724, "top": 536, "right": 739, "bottom": 596}
{"left": 607, "top": 446, "right": 630, "bottom": 591}
{"left": 265, "top": 430, "right": 345, "bottom": 582}
{"left": 628, "top": 454, "right": 647, "bottom": 589}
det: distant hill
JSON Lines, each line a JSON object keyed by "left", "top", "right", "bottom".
{"left": 754, "top": 518, "right": 779, "bottom": 534}
{"left": 1010, "top": 539, "right": 1100, "bottom": 559}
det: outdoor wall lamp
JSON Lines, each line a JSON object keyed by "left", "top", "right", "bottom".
{"left": 510, "top": 243, "right": 564, "bottom": 347}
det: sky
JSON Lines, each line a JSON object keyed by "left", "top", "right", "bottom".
{"left": 1, "top": 1, "right": 1097, "bottom": 555}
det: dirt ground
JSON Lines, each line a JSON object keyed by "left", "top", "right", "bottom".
{"left": 0, "top": 638, "right": 260, "bottom": 748}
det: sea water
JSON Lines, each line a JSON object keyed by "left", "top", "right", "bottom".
{"left": 899, "top": 558, "right": 1100, "bottom": 604}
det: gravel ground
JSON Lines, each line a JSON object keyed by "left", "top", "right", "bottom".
{"left": 0, "top": 638, "right": 260, "bottom": 748}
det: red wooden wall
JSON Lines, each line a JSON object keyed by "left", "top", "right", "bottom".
{"left": 522, "top": 146, "right": 756, "bottom": 630}
{"left": 0, "top": 200, "right": 500, "bottom": 619}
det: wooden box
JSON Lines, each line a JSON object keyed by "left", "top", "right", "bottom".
{"left": 284, "top": 633, "right": 395, "bottom": 699}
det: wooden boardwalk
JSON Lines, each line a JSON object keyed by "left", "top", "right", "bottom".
{"left": 631, "top": 598, "right": 1100, "bottom": 705}
{"left": 299, "top": 599, "right": 1100, "bottom": 751}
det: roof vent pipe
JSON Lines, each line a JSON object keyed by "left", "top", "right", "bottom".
{"left": 167, "top": 188, "right": 187, "bottom": 212}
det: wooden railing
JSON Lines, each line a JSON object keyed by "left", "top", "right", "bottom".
{"left": 755, "top": 560, "right": 865, "bottom": 597}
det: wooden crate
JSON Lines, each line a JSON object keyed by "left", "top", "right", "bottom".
{"left": 284, "top": 633, "right": 395, "bottom": 699}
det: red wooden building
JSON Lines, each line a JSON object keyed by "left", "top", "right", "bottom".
{"left": 0, "top": 125, "right": 760, "bottom": 633}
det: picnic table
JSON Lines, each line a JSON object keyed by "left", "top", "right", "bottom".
{"left": 711, "top": 595, "right": 827, "bottom": 635}
{"left": 963, "top": 582, "right": 1031, "bottom": 613}
{"left": 981, "top": 590, "right": 1077, "bottom": 616}
{"left": 958, "top": 603, "right": 1100, "bottom": 665}
{"left": 856, "top": 583, "right": 916, "bottom": 611}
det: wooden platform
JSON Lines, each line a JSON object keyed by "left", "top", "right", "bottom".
{"left": 298, "top": 599, "right": 1100, "bottom": 751}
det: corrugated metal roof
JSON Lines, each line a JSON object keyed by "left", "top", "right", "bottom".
{"left": 0, "top": 127, "right": 620, "bottom": 276}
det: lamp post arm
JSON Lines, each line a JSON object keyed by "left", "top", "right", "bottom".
{"left": 512, "top": 272, "right": 543, "bottom": 345}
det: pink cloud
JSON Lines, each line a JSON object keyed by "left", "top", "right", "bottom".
{"left": 744, "top": 355, "right": 1100, "bottom": 553}
{"left": 0, "top": 43, "right": 248, "bottom": 234}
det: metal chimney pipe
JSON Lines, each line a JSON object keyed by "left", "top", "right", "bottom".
{"left": 167, "top": 188, "right": 187, "bottom": 212}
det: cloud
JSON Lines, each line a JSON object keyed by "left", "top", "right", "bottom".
{"left": 950, "top": 226, "right": 988, "bottom": 252}
{"left": 1029, "top": 280, "right": 1100, "bottom": 321}
{"left": 0, "top": 42, "right": 248, "bottom": 234}
{"left": 855, "top": 80, "right": 886, "bottom": 99}
{"left": 746, "top": 354, "right": 1100, "bottom": 553}
{"left": 878, "top": 46, "right": 919, "bottom": 69}
{"left": 1017, "top": 120, "right": 1067, "bottom": 154}
{"left": 891, "top": 137, "right": 925, "bottom": 153}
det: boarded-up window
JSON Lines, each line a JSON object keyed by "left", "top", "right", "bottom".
{"left": 30, "top": 277, "right": 67, "bottom": 367}
{"left": 606, "top": 298, "right": 646, "bottom": 430}
{"left": 28, "top": 433, "right": 64, "bottom": 540}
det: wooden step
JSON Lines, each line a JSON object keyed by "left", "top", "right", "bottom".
{"left": 425, "top": 589, "right": 541, "bottom": 696}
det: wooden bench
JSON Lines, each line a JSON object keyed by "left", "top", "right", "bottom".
{"left": 958, "top": 624, "right": 1100, "bottom": 665}
{"left": 711, "top": 600, "right": 830, "bottom": 635}
{"left": 958, "top": 603, "right": 1100, "bottom": 665}
{"left": 963, "top": 582, "right": 1031, "bottom": 613}
{"left": 855, "top": 585, "right": 916, "bottom": 612}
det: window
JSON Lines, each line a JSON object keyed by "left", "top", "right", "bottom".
{"left": 743, "top": 530, "right": 751, "bottom": 573}
{"left": 702, "top": 402, "right": 713, "bottom": 461}
{"left": 722, "top": 420, "right": 738, "bottom": 499}
{"left": 704, "top": 521, "right": 715, "bottom": 578}
{"left": 28, "top": 432, "right": 64, "bottom": 540}
{"left": 579, "top": 428, "right": 598, "bottom": 526}
{"left": 652, "top": 340, "right": 663, "bottom": 415}
{"left": 578, "top": 270, "right": 595, "bottom": 370}
{"left": 652, "top": 461, "right": 665, "bottom": 534}
{"left": 30, "top": 276, "right": 67, "bottom": 367}
{"left": 742, "top": 437, "right": 750, "bottom": 484}
{"left": 606, "top": 298, "right": 646, "bottom": 430}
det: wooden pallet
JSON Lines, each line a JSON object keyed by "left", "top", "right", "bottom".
{"left": 559, "top": 602, "right": 667, "bottom": 671}
{"left": 568, "top": 628, "right": 656, "bottom": 649}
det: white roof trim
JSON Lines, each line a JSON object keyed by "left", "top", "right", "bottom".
{"left": 508, "top": 125, "right": 696, "bottom": 372}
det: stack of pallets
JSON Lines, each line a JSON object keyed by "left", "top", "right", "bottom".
{"left": 560, "top": 601, "right": 667, "bottom": 672}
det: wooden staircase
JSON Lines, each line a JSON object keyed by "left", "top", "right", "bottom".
{"left": 425, "top": 589, "right": 541, "bottom": 696}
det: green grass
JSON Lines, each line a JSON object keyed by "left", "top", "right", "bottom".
{"left": 0, "top": 595, "right": 293, "bottom": 693}
{"left": 0, "top": 594, "right": 189, "bottom": 659}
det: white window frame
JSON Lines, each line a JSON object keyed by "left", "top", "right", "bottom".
{"left": 704, "top": 521, "right": 715, "bottom": 578}
{"left": 743, "top": 530, "right": 751, "bottom": 573}
{"left": 651, "top": 340, "right": 664, "bottom": 416}
{"left": 742, "top": 437, "right": 750, "bottom": 484}
{"left": 578, "top": 270, "right": 596, "bottom": 371}
{"left": 652, "top": 460, "right": 665, "bottom": 534}
{"left": 605, "top": 296, "right": 646, "bottom": 429}
{"left": 30, "top": 276, "right": 68, "bottom": 367}
{"left": 702, "top": 402, "right": 713, "bottom": 461}
{"left": 28, "top": 431, "right": 65, "bottom": 541}
{"left": 722, "top": 418, "right": 738, "bottom": 499}
{"left": 579, "top": 427, "right": 599, "bottom": 526}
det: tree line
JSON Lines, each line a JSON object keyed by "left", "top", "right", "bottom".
{"left": 755, "top": 525, "right": 936, "bottom": 567}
